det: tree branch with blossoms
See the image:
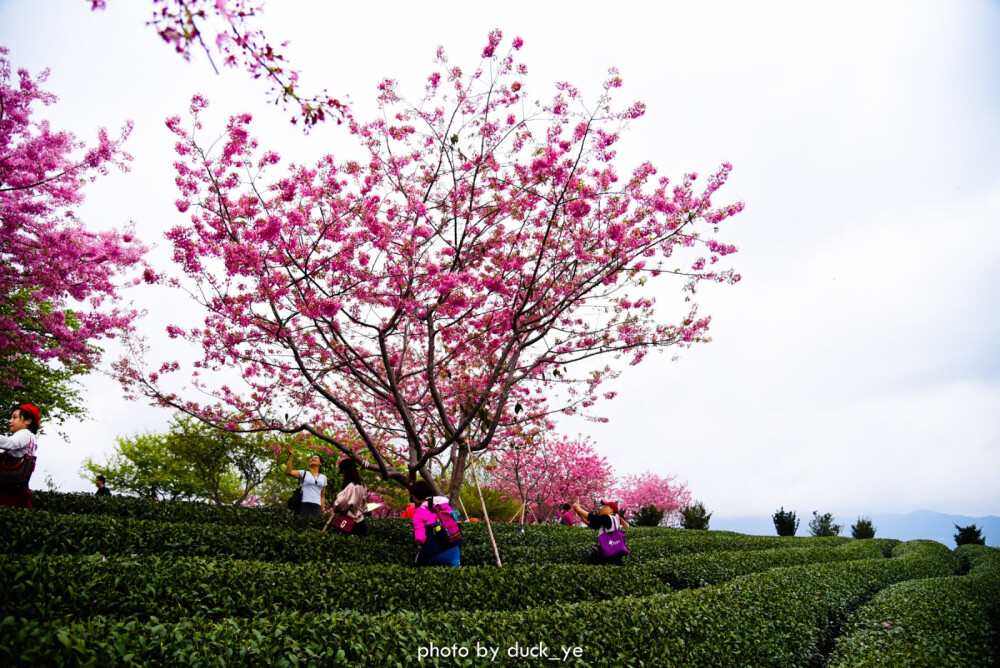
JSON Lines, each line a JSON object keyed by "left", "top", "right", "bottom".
{"left": 117, "top": 31, "right": 743, "bottom": 502}
{"left": 88, "top": 0, "right": 347, "bottom": 129}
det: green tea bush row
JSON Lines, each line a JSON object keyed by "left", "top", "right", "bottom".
{"left": 1, "top": 508, "right": 860, "bottom": 568}
{"left": 827, "top": 544, "right": 1000, "bottom": 667}
{"left": 0, "top": 542, "right": 891, "bottom": 621}
{"left": 31, "top": 493, "right": 857, "bottom": 556}
{"left": 0, "top": 510, "right": 413, "bottom": 565}
{"left": 0, "top": 541, "right": 958, "bottom": 667}
{"left": 30, "top": 492, "right": 323, "bottom": 530}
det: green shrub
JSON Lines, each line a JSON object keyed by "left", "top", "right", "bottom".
{"left": 0, "top": 542, "right": 899, "bottom": 623}
{"left": 681, "top": 500, "right": 712, "bottom": 530}
{"left": 828, "top": 545, "right": 1000, "bottom": 667}
{"left": 954, "top": 523, "right": 986, "bottom": 547}
{"left": 851, "top": 515, "right": 876, "bottom": 539}
{"left": 630, "top": 504, "right": 665, "bottom": 527}
{"left": 0, "top": 541, "right": 957, "bottom": 667}
{"left": 808, "top": 510, "right": 842, "bottom": 537}
{"left": 773, "top": 506, "right": 799, "bottom": 536}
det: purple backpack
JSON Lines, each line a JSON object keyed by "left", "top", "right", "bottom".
{"left": 598, "top": 515, "right": 628, "bottom": 559}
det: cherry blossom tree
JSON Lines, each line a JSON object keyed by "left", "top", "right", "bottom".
{"left": 88, "top": 0, "right": 347, "bottom": 129}
{"left": 0, "top": 47, "right": 147, "bottom": 423}
{"left": 613, "top": 471, "right": 692, "bottom": 526}
{"left": 117, "top": 31, "right": 743, "bottom": 502}
{"left": 487, "top": 434, "right": 614, "bottom": 522}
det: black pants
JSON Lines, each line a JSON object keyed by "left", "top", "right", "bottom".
{"left": 586, "top": 545, "right": 624, "bottom": 566}
{"left": 298, "top": 502, "right": 322, "bottom": 516}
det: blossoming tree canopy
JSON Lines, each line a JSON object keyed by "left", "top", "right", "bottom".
{"left": 117, "top": 31, "right": 744, "bottom": 500}
{"left": 0, "top": 47, "right": 147, "bottom": 417}
{"left": 88, "top": 0, "right": 347, "bottom": 128}
{"left": 614, "top": 472, "right": 692, "bottom": 526}
{"left": 490, "top": 434, "right": 615, "bottom": 522}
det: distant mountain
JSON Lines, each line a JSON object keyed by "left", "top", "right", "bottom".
{"left": 710, "top": 510, "right": 1000, "bottom": 547}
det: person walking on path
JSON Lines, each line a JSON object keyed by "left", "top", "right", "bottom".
{"left": 0, "top": 404, "right": 40, "bottom": 509}
{"left": 285, "top": 445, "right": 327, "bottom": 516}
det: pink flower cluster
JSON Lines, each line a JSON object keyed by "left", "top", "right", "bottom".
{"left": 0, "top": 49, "right": 147, "bottom": 391}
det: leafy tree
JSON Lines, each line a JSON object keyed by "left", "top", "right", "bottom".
{"left": 954, "top": 524, "right": 986, "bottom": 547}
{"left": 117, "top": 31, "right": 743, "bottom": 504}
{"left": 681, "top": 500, "right": 712, "bottom": 530}
{"left": 851, "top": 516, "right": 876, "bottom": 539}
{"left": 458, "top": 483, "right": 521, "bottom": 523}
{"left": 772, "top": 507, "right": 799, "bottom": 537}
{"left": 630, "top": 504, "right": 665, "bottom": 527}
{"left": 614, "top": 472, "right": 691, "bottom": 526}
{"left": 808, "top": 511, "right": 842, "bottom": 537}
{"left": 0, "top": 48, "right": 147, "bottom": 420}
{"left": 87, "top": 0, "right": 347, "bottom": 128}
{"left": 83, "top": 415, "right": 295, "bottom": 505}
{"left": 0, "top": 350, "right": 86, "bottom": 432}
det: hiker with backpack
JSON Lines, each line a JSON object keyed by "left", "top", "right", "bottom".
{"left": 410, "top": 480, "right": 462, "bottom": 567}
{"left": 572, "top": 498, "right": 629, "bottom": 566}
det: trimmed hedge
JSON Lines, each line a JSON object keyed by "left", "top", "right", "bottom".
{"left": 828, "top": 544, "right": 1000, "bottom": 667}
{"left": 0, "top": 541, "right": 958, "bottom": 666}
{"left": 0, "top": 510, "right": 413, "bottom": 565}
{"left": 0, "top": 508, "right": 862, "bottom": 568}
{"left": 31, "top": 492, "right": 856, "bottom": 557}
{"left": 0, "top": 541, "right": 893, "bottom": 621}
{"left": 31, "top": 491, "right": 327, "bottom": 529}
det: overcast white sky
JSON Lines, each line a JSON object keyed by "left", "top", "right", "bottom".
{"left": 2, "top": 0, "right": 998, "bottom": 518}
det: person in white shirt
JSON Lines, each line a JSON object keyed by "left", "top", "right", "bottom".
{"left": 0, "top": 404, "right": 40, "bottom": 509}
{"left": 285, "top": 444, "right": 327, "bottom": 516}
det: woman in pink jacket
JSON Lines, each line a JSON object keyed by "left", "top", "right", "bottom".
{"left": 410, "top": 480, "right": 461, "bottom": 567}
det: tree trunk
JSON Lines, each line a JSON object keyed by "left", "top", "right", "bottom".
{"left": 448, "top": 443, "right": 469, "bottom": 507}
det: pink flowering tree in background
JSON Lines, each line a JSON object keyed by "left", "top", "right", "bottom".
{"left": 116, "top": 31, "right": 743, "bottom": 503}
{"left": 88, "top": 0, "right": 347, "bottom": 129}
{"left": 613, "top": 471, "right": 692, "bottom": 526}
{"left": 487, "top": 434, "right": 614, "bottom": 522}
{"left": 0, "top": 47, "right": 147, "bottom": 425}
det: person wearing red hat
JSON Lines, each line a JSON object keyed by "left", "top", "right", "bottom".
{"left": 0, "top": 404, "right": 41, "bottom": 509}
{"left": 571, "top": 498, "right": 627, "bottom": 566}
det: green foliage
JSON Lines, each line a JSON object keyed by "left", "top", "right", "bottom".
{"left": 82, "top": 414, "right": 296, "bottom": 505}
{"left": 0, "top": 537, "right": 958, "bottom": 666}
{"left": 630, "top": 503, "right": 666, "bottom": 527}
{"left": 458, "top": 483, "right": 521, "bottom": 522}
{"left": 1, "top": 493, "right": 990, "bottom": 666}
{"left": 681, "top": 500, "right": 712, "bottom": 530}
{"left": 851, "top": 515, "right": 877, "bottom": 539}
{"left": 828, "top": 545, "right": 1000, "bottom": 667}
{"left": 0, "top": 352, "right": 87, "bottom": 433}
{"left": 809, "top": 510, "right": 843, "bottom": 537}
{"left": 773, "top": 506, "right": 799, "bottom": 536}
{"left": 953, "top": 523, "right": 986, "bottom": 547}
{"left": 0, "top": 542, "right": 899, "bottom": 622}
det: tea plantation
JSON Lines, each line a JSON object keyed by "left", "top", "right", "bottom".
{"left": 1, "top": 492, "right": 998, "bottom": 666}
